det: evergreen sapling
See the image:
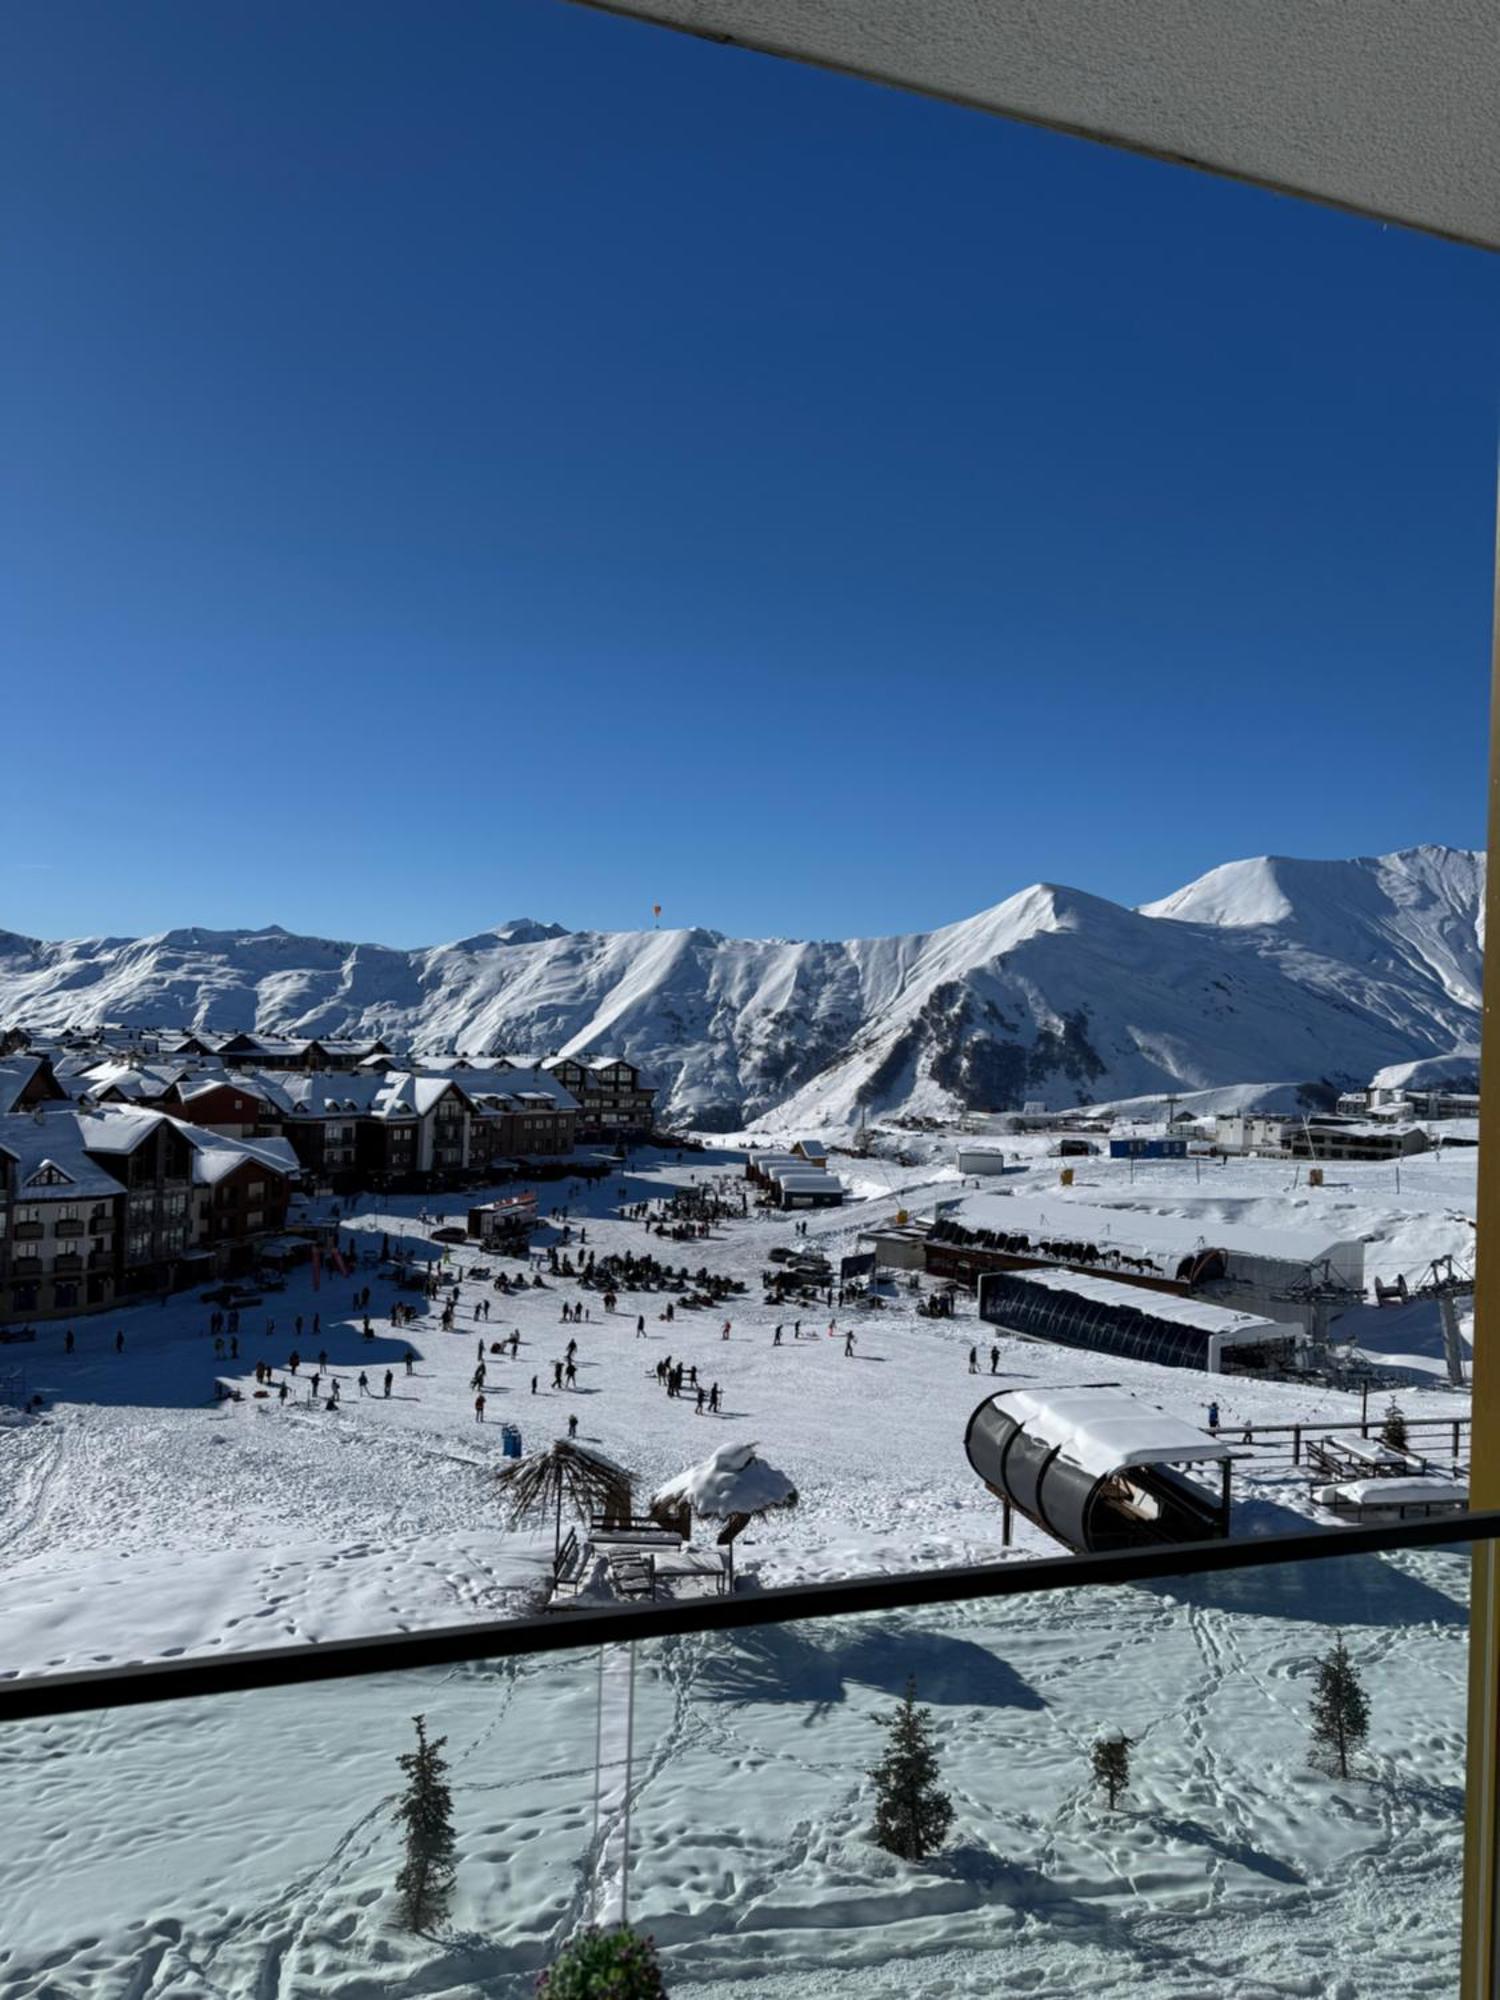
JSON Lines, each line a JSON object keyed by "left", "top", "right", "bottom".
{"left": 868, "top": 1676, "right": 954, "bottom": 1862}
{"left": 394, "top": 1713, "right": 457, "bottom": 1930}
{"left": 1380, "top": 1399, "right": 1409, "bottom": 1456}
{"left": 1309, "top": 1635, "right": 1370, "bottom": 1779}
{"left": 1091, "top": 1730, "right": 1134, "bottom": 1810}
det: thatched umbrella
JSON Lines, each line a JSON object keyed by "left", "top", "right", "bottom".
{"left": 650, "top": 1441, "right": 797, "bottom": 1581}
{"left": 496, "top": 1439, "right": 634, "bottom": 1558}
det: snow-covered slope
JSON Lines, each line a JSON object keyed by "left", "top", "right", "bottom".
{"left": 0, "top": 847, "right": 1483, "bottom": 1128}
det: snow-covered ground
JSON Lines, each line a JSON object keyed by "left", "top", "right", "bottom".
{"left": 0, "top": 1143, "right": 1479, "bottom": 1996}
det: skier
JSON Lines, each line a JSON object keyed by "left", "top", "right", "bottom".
{"left": 477, "top": 1339, "right": 485, "bottom": 1362}
{"left": 636, "top": 1314, "right": 645, "bottom": 1337}
{"left": 552, "top": 1360, "right": 564, "bottom": 1389}
{"left": 359, "top": 1370, "right": 369, "bottom": 1395}
{"left": 278, "top": 1380, "right": 288, "bottom": 1404}
{"left": 844, "top": 1330, "right": 856, "bottom": 1358}
{"left": 567, "top": 1412, "right": 578, "bottom": 1439}
{"left": 773, "top": 1325, "right": 782, "bottom": 1346}
{"left": 968, "top": 1346, "right": 978, "bottom": 1374}
{"left": 311, "top": 1372, "right": 321, "bottom": 1400}
{"left": 565, "top": 1359, "right": 577, "bottom": 1388}
{"left": 474, "top": 1393, "right": 486, "bottom": 1422}
{"left": 989, "top": 1344, "right": 1000, "bottom": 1374}
{"left": 383, "top": 1370, "right": 393, "bottom": 1398}
{"left": 531, "top": 1374, "right": 538, "bottom": 1394}
{"left": 404, "top": 1350, "right": 415, "bottom": 1376}
{"left": 709, "top": 1382, "right": 720, "bottom": 1414}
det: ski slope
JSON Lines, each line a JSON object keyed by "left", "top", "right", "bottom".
{"left": 0, "top": 1141, "right": 1478, "bottom": 1997}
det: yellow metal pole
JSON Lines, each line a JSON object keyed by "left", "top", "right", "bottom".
{"left": 1462, "top": 477, "right": 1500, "bottom": 1998}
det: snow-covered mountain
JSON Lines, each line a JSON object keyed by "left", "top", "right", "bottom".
{"left": 0, "top": 847, "right": 1483, "bottom": 1129}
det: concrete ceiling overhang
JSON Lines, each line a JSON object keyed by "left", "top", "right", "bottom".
{"left": 571, "top": 0, "right": 1500, "bottom": 251}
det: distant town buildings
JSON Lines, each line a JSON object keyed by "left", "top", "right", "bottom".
{"left": 0, "top": 1025, "right": 661, "bottom": 1323}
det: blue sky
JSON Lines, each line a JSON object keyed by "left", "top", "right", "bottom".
{"left": 5, "top": 1, "right": 1496, "bottom": 947}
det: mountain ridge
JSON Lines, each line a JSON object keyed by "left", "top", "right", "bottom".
{"left": 0, "top": 845, "right": 1483, "bottom": 1130}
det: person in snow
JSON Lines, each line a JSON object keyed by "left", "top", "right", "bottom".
{"left": 474, "top": 1394, "right": 486, "bottom": 1422}
{"left": 358, "top": 1370, "right": 369, "bottom": 1395}
{"left": 552, "top": 1360, "right": 564, "bottom": 1389}
{"left": 773, "top": 1325, "right": 782, "bottom": 1345}
{"left": 567, "top": 1413, "right": 578, "bottom": 1439}
{"left": 383, "top": 1370, "right": 393, "bottom": 1398}
{"left": 968, "top": 1346, "right": 978, "bottom": 1374}
{"left": 844, "top": 1330, "right": 856, "bottom": 1358}
{"left": 565, "top": 1359, "right": 577, "bottom": 1388}
{"left": 636, "top": 1314, "right": 645, "bottom": 1337}
{"left": 115, "top": 1330, "right": 125, "bottom": 1354}
{"left": 531, "top": 1374, "right": 538, "bottom": 1394}
{"left": 989, "top": 1344, "right": 1000, "bottom": 1374}
{"left": 278, "top": 1380, "right": 288, "bottom": 1404}
{"left": 1207, "top": 1400, "right": 1220, "bottom": 1433}
{"left": 64, "top": 1328, "right": 74, "bottom": 1355}
{"left": 404, "top": 1351, "right": 415, "bottom": 1376}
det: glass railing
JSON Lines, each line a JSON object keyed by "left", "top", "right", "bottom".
{"left": 1, "top": 1513, "right": 1492, "bottom": 1997}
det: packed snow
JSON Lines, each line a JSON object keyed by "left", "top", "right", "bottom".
{"left": 0, "top": 1137, "right": 1479, "bottom": 1996}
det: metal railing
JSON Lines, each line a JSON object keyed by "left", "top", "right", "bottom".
{"left": 4, "top": 1508, "right": 1497, "bottom": 1722}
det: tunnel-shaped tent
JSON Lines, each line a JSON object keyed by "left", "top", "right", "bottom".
{"left": 965, "top": 1386, "right": 1233, "bottom": 1554}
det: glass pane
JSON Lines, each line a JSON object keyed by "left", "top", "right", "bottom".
{"left": 1, "top": 1542, "right": 1472, "bottom": 1994}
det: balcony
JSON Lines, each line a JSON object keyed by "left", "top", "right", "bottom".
{"left": 13, "top": 1221, "right": 43, "bottom": 1242}
{"left": 0, "top": 1511, "right": 1490, "bottom": 1992}
{"left": 53, "top": 1218, "right": 84, "bottom": 1239}
{"left": 51, "top": 1253, "right": 83, "bottom": 1275}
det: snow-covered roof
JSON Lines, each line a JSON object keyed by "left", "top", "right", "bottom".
{"left": 175, "top": 1124, "right": 299, "bottom": 1186}
{"left": 949, "top": 1192, "right": 1360, "bottom": 1268}
{"left": 990, "top": 1387, "right": 1232, "bottom": 1477}
{"left": 652, "top": 1441, "right": 798, "bottom": 1519}
{"left": 0, "top": 1110, "right": 131, "bottom": 1200}
{"left": 992, "top": 1264, "right": 1303, "bottom": 1339}
{"left": 74, "top": 1108, "right": 168, "bottom": 1154}
{"left": 0, "top": 1056, "right": 46, "bottom": 1114}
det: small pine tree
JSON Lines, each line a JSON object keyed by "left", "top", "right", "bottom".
{"left": 869, "top": 1676, "right": 954, "bottom": 1862}
{"left": 1380, "top": 1399, "right": 1409, "bottom": 1455}
{"left": 1091, "top": 1730, "right": 1134, "bottom": 1810}
{"left": 394, "top": 1714, "right": 457, "bottom": 1930}
{"left": 1309, "top": 1635, "right": 1370, "bottom": 1779}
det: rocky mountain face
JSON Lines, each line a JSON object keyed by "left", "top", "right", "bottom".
{"left": 0, "top": 848, "right": 1483, "bottom": 1130}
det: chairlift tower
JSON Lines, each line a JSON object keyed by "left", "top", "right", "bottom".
{"left": 1414, "top": 1254, "right": 1472, "bottom": 1389}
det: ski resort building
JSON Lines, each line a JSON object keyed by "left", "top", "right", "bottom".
{"left": 977, "top": 1267, "right": 1307, "bottom": 1375}
{"left": 539, "top": 1056, "right": 656, "bottom": 1139}
{"left": 1284, "top": 1119, "right": 1430, "bottom": 1162}
{"left": 919, "top": 1192, "right": 1363, "bottom": 1327}
{"left": 0, "top": 1106, "right": 299, "bottom": 1322}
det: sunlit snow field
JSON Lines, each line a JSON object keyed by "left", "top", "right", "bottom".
{"left": 0, "top": 1141, "right": 1478, "bottom": 1997}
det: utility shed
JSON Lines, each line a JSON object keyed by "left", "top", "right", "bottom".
{"left": 965, "top": 1385, "right": 1233, "bottom": 1553}
{"left": 978, "top": 1267, "right": 1306, "bottom": 1375}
